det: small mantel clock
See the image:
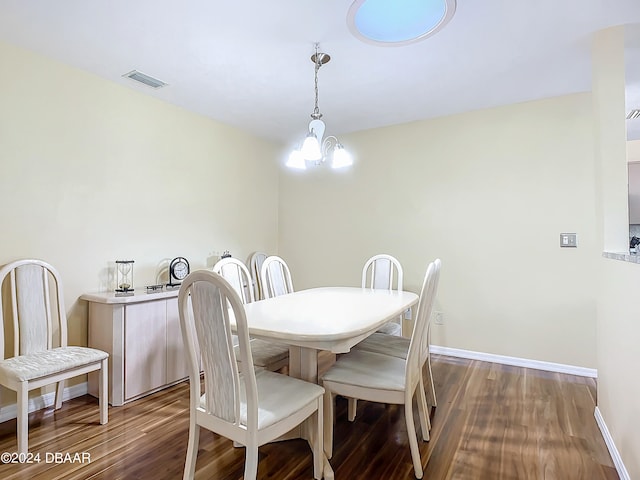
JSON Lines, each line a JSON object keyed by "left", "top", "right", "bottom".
{"left": 168, "top": 257, "right": 190, "bottom": 287}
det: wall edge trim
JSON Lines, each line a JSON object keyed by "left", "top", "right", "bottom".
{"left": 594, "top": 406, "right": 631, "bottom": 480}
{"left": 430, "top": 345, "right": 597, "bottom": 378}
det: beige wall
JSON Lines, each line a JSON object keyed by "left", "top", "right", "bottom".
{"left": 0, "top": 41, "right": 279, "bottom": 395}
{"left": 279, "top": 93, "right": 599, "bottom": 368}
{"left": 597, "top": 260, "right": 640, "bottom": 478}
{"left": 594, "top": 26, "right": 640, "bottom": 479}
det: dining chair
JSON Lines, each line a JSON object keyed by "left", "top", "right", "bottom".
{"left": 178, "top": 270, "right": 324, "bottom": 480}
{"left": 362, "top": 253, "right": 404, "bottom": 336}
{"left": 247, "top": 251, "right": 268, "bottom": 300}
{"left": 354, "top": 258, "right": 441, "bottom": 414}
{"left": 260, "top": 255, "right": 294, "bottom": 299}
{"left": 345, "top": 253, "right": 405, "bottom": 420}
{"left": 321, "top": 259, "right": 440, "bottom": 479}
{"left": 212, "top": 257, "right": 289, "bottom": 372}
{"left": 0, "top": 259, "right": 109, "bottom": 454}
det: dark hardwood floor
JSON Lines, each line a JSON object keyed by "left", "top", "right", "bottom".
{"left": 0, "top": 354, "right": 617, "bottom": 480}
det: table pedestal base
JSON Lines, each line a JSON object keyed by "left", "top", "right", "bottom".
{"left": 288, "top": 346, "right": 334, "bottom": 480}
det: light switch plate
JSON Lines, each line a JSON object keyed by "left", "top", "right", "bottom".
{"left": 560, "top": 233, "right": 577, "bottom": 247}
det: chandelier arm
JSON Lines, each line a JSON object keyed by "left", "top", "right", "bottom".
{"left": 321, "top": 136, "right": 339, "bottom": 156}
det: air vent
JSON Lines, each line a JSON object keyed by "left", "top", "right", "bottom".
{"left": 122, "top": 70, "right": 167, "bottom": 89}
{"left": 627, "top": 109, "right": 640, "bottom": 120}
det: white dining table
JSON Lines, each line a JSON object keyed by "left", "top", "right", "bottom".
{"left": 241, "top": 286, "right": 419, "bottom": 480}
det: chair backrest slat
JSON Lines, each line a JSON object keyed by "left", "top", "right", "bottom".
{"left": 213, "top": 258, "right": 255, "bottom": 305}
{"left": 0, "top": 259, "right": 67, "bottom": 359}
{"left": 190, "top": 280, "right": 238, "bottom": 422}
{"left": 362, "top": 254, "right": 403, "bottom": 291}
{"left": 248, "top": 252, "right": 268, "bottom": 300}
{"left": 405, "top": 259, "right": 441, "bottom": 390}
{"left": 260, "top": 256, "right": 294, "bottom": 299}
{"left": 420, "top": 259, "right": 440, "bottom": 366}
{"left": 15, "top": 264, "right": 51, "bottom": 354}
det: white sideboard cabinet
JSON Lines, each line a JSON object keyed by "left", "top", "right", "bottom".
{"left": 81, "top": 289, "right": 189, "bottom": 406}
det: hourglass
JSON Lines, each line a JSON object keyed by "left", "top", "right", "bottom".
{"left": 115, "top": 260, "right": 135, "bottom": 296}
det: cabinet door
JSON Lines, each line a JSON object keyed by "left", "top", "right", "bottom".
{"left": 166, "top": 297, "right": 190, "bottom": 383}
{"left": 124, "top": 301, "right": 167, "bottom": 400}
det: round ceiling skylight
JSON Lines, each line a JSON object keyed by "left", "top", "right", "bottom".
{"left": 347, "top": 0, "right": 456, "bottom": 46}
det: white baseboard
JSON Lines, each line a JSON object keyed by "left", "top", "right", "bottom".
{"left": 430, "top": 345, "right": 597, "bottom": 378}
{"left": 0, "top": 382, "right": 88, "bottom": 424}
{"left": 594, "top": 406, "right": 630, "bottom": 480}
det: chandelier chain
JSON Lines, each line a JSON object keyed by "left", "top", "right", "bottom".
{"left": 313, "top": 60, "right": 320, "bottom": 116}
{"left": 313, "top": 43, "right": 321, "bottom": 118}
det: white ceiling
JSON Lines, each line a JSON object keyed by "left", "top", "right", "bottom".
{"left": 1, "top": 0, "right": 640, "bottom": 144}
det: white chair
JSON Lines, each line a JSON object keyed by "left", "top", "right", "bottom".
{"left": 247, "top": 251, "right": 268, "bottom": 300}
{"left": 178, "top": 270, "right": 324, "bottom": 480}
{"left": 0, "top": 259, "right": 108, "bottom": 454}
{"left": 353, "top": 259, "right": 441, "bottom": 420}
{"left": 362, "top": 254, "right": 404, "bottom": 336}
{"left": 212, "top": 257, "right": 289, "bottom": 372}
{"left": 346, "top": 254, "right": 404, "bottom": 419}
{"left": 213, "top": 257, "right": 256, "bottom": 305}
{"left": 260, "top": 255, "right": 294, "bottom": 299}
{"left": 321, "top": 259, "right": 441, "bottom": 479}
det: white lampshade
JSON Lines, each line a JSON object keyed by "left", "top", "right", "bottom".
{"left": 331, "top": 144, "right": 353, "bottom": 169}
{"left": 286, "top": 150, "right": 307, "bottom": 170}
{"left": 301, "top": 132, "right": 322, "bottom": 161}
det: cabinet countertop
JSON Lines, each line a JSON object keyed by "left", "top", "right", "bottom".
{"left": 81, "top": 288, "right": 180, "bottom": 304}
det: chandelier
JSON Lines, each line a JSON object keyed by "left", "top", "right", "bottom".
{"left": 286, "top": 44, "right": 353, "bottom": 170}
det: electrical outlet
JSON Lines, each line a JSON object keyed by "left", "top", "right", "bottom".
{"left": 404, "top": 308, "right": 412, "bottom": 320}
{"left": 434, "top": 311, "right": 444, "bottom": 325}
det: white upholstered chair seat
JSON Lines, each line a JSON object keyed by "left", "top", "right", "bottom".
{"left": 373, "top": 322, "right": 402, "bottom": 336}
{"left": 354, "top": 329, "right": 438, "bottom": 410}
{"left": 234, "top": 339, "right": 290, "bottom": 370}
{"left": 322, "top": 350, "right": 406, "bottom": 393}
{"left": 0, "top": 346, "right": 108, "bottom": 383}
{"left": 353, "top": 332, "right": 410, "bottom": 359}
{"left": 200, "top": 369, "right": 324, "bottom": 430}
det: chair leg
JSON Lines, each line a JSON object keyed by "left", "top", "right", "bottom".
{"left": 426, "top": 357, "right": 437, "bottom": 408}
{"left": 99, "top": 358, "right": 109, "bottom": 424}
{"left": 17, "top": 382, "right": 28, "bottom": 454}
{"left": 323, "top": 390, "right": 334, "bottom": 459}
{"left": 55, "top": 379, "right": 65, "bottom": 409}
{"left": 244, "top": 443, "right": 259, "bottom": 480}
{"left": 347, "top": 397, "right": 357, "bottom": 421}
{"left": 182, "top": 418, "right": 200, "bottom": 480}
{"left": 312, "top": 400, "right": 324, "bottom": 480}
{"left": 416, "top": 379, "right": 430, "bottom": 441}
{"left": 404, "top": 394, "right": 424, "bottom": 479}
